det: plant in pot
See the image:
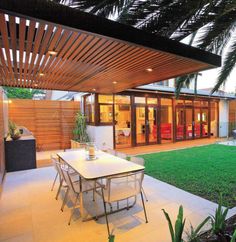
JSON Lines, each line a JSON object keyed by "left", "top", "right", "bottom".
{"left": 73, "top": 111, "right": 90, "bottom": 144}
{"left": 8, "top": 120, "right": 21, "bottom": 140}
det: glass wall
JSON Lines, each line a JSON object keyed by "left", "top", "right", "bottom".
{"left": 160, "top": 98, "right": 173, "bottom": 143}
{"left": 98, "top": 95, "right": 113, "bottom": 123}
{"left": 210, "top": 101, "right": 218, "bottom": 137}
{"left": 84, "top": 93, "right": 219, "bottom": 148}
{"left": 114, "top": 95, "right": 131, "bottom": 148}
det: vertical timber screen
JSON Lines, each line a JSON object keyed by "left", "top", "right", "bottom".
{"left": 8, "top": 99, "right": 80, "bottom": 151}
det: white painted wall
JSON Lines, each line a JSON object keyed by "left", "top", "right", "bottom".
{"left": 87, "top": 125, "right": 114, "bottom": 150}
{"left": 219, "top": 99, "right": 229, "bottom": 137}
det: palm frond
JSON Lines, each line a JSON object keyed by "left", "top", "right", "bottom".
{"left": 57, "top": 0, "right": 131, "bottom": 17}
{"left": 212, "top": 35, "right": 236, "bottom": 93}
{"left": 198, "top": 6, "right": 236, "bottom": 54}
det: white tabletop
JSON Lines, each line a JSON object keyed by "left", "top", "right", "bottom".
{"left": 57, "top": 150, "right": 144, "bottom": 180}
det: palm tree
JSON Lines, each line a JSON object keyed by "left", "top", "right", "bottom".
{"left": 54, "top": 0, "right": 236, "bottom": 94}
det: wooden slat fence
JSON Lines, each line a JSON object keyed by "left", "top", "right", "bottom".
{"left": 0, "top": 88, "right": 5, "bottom": 183}
{"left": 8, "top": 99, "right": 80, "bottom": 151}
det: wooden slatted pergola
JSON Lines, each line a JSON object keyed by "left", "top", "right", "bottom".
{"left": 0, "top": 0, "right": 221, "bottom": 94}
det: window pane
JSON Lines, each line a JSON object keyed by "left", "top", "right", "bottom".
{"left": 115, "top": 104, "right": 131, "bottom": 148}
{"left": 147, "top": 98, "right": 157, "bottom": 104}
{"left": 211, "top": 104, "right": 218, "bottom": 137}
{"left": 201, "top": 101, "right": 209, "bottom": 107}
{"left": 161, "top": 98, "right": 173, "bottom": 143}
{"left": 99, "top": 104, "right": 113, "bottom": 123}
{"left": 176, "top": 99, "right": 184, "bottom": 105}
{"left": 98, "top": 95, "right": 113, "bottom": 103}
{"left": 134, "top": 97, "right": 145, "bottom": 104}
{"left": 161, "top": 98, "right": 172, "bottom": 106}
{"left": 115, "top": 95, "right": 130, "bottom": 104}
{"left": 136, "top": 106, "right": 146, "bottom": 144}
{"left": 194, "top": 100, "right": 201, "bottom": 107}
{"left": 185, "top": 99, "right": 193, "bottom": 106}
{"left": 194, "top": 108, "right": 201, "bottom": 138}
{"left": 85, "top": 94, "right": 94, "bottom": 123}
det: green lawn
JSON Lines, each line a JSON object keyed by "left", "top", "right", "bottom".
{"left": 139, "top": 144, "right": 236, "bottom": 208}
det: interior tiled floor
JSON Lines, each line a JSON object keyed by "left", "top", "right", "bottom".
{"left": 1, "top": 166, "right": 235, "bottom": 242}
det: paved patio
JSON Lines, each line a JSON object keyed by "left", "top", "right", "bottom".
{"left": 1, "top": 166, "right": 235, "bottom": 242}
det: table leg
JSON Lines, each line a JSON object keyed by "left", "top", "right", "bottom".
{"left": 79, "top": 177, "right": 85, "bottom": 221}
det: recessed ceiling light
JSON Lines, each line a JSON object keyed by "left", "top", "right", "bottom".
{"left": 39, "top": 73, "right": 44, "bottom": 76}
{"left": 48, "top": 50, "right": 58, "bottom": 56}
{"left": 92, "top": 88, "right": 96, "bottom": 91}
{"left": 146, "top": 68, "right": 153, "bottom": 72}
{"left": 34, "top": 83, "right": 38, "bottom": 87}
{"left": 113, "top": 81, "right": 117, "bottom": 84}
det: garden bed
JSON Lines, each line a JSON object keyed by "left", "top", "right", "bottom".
{"left": 199, "top": 214, "right": 236, "bottom": 242}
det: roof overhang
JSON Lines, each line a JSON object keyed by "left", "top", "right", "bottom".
{"left": 0, "top": 0, "right": 221, "bottom": 93}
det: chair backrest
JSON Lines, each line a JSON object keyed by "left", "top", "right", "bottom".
{"left": 51, "top": 158, "right": 64, "bottom": 181}
{"left": 116, "top": 152, "right": 127, "bottom": 160}
{"left": 130, "top": 156, "right": 145, "bottom": 166}
{"left": 106, "top": 171, "right": 144, "bottom": 202}
{"left": 107, "top": 148, "right": 116, "bottom": 156}
{"left": 60, "top": 166, "right": 77, "bottom": 193}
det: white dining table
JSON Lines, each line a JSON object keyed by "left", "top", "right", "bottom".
{"left": 57, "top": 149, "right": 144, "bottom": 220}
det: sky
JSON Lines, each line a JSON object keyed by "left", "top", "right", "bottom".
{"left": 182, "top": 28, "right": 236, "bottom": 93}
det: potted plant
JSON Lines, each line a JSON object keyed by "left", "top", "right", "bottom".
{"left": 8, "top": 120, "right": 21, "bottom": 140}
{"left": 71, "top": 111, "right": 90, "bottom": 148}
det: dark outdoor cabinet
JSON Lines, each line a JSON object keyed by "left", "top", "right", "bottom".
{"left": 5, "top": 136, "right": 36, "bottom": 172}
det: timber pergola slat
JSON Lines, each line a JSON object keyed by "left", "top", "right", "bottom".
{"left": 0, "top": 0, "right": 221, "bottom": 93}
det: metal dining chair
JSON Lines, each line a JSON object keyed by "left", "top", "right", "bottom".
{"left": 130, "top": 156, "right": 148, "bottom": 202}
{"left": 116, "top": 151, "right": 127, "bottom": 160}
{"left": 60, "top": 166, "right": 98, "bottom": 225}
{"left": 51, "top": 154, "right": 60, "bottom": 191}
{"left": 96, "top": 171, "right": 148, "bottom": 238}
{"left": 52, "top": 158, "right": 79, "bottom": 203}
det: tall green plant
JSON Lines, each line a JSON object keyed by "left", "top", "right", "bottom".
{"left": 73, "top": 111, "right": 90, "bottom": 143}
{"left": 231, "top": 230, "right": 236, "bottom": 242}
{"left": 186, "top": 216, "right": 211, "bottom": 242}
{"left": 210, "top": 194, "right": 229, "bottom": 236}
{"left": 162, "top": 205, "right": 186, "bottom": 242}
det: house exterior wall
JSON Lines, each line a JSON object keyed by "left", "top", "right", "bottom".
{"left": 87, "top": 125, "right": 114, "bottom": 150}
{"left": 219, "top": 99, "right": 229, "bottom": 137}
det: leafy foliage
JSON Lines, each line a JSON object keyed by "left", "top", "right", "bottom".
{"left": 186, "top": 216, "right": 211, "bottom": 242}
{"left": 73, "top": 111, "right": 90, "bottom": 143}
{"left": 3, "top": 87, "right": 44, "bottom": 99}
{"left": 231, "top": 229, "right": 236, "bottom": 242}
{"left": 8, "top": 120, "right": 21, "bottom": 140}
{"left": 210, "top": 194, "right": 229, "bottom": 236}
{"left": 162, "top": 205, "right": 185, "bottom": 242}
